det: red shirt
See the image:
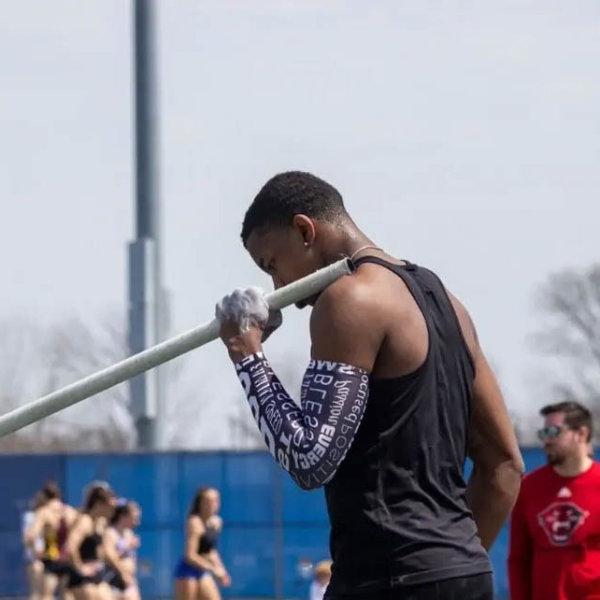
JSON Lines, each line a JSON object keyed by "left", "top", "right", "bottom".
{"left": 509, "top": 462, "right": 600, "bottom": 600}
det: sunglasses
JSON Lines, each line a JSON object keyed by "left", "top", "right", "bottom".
{"left": 537, "top": 425, "right": 568, "bottom": 441}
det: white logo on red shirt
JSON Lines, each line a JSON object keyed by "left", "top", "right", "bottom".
{"left": 557, "top": 487, "right": 572, "bottom": 499}
{"left": 537, "top": 501, "right": 589, "bottom": 546}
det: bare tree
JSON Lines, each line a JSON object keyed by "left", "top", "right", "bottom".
{"left": 0, "top": 313, "right": 135, "bottom": 451}
{"left": 531, "top": 264, "right": 600, "bottom": 410}
{"left": 0, "top": 310, "right": 208, "bottom": 452}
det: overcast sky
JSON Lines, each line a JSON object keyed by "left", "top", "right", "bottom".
{"left": 1, "top": 1, "right": 599, "bottom": 446}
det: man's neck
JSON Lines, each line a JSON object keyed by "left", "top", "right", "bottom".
{"left": 553, "top": 453, "right": 593, "bottom": 477}
{"left": 320, "top": 220, "right": 373, "bottom": 261}
{"left": 338, "top": 237, "right": 374, "bottom": 262}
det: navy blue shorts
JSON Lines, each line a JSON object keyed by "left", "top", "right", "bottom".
{"left": 67, "top": 566, "right": 105, "bottom": 589}
{"left": 104, "top": 568, "right": 128, "bottom": 591}
{"left": 42, "top": 559, "right": 73, "bottom": 578}
{"left": 174, "top": 559, "right": 207, "bottom": 580}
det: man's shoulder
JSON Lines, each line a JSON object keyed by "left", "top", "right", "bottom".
{"left": 309, "top": 264, "right": 388, "bottom": 370}
{"left": 311, "top": 267, "right": 382, "bottom": 324}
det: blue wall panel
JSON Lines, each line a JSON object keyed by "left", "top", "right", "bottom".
{"left": 282, "top": 477, "right": 328, "bottom": 525}
{"left": 223, "top": 454, "right": 278, "bottom": 524}
{"left": 0, "top": 532, "right": 26, "bottom": 596}
{"left": 135, "top": 527, "right": 179, "bottom": 597}
{"left": 282, "top": 526, "right": 331, "bottom": 598}
{"left": 0, "top": 448, "right": 562, "bottom": 598}
{"left": 179, "top": 452, "right": 225, "bottom": 520}
{"left": 221, "top": 525, "right": 278, "bottom": 597}
{"left": 0, "top": 455, "right": 65, "bottom": 528}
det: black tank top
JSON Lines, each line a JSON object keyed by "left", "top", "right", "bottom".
{"left": 80, "top": 532, "right": 102, "bottom": 562}
{"left": 198, "top": 526, "right": 218, "bottom": 554}
{"left": 325, "top": 257, "right": 491, "bottom": 594}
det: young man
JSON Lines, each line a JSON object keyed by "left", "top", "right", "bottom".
{"left": 217, "top": 171, "right": 523, "bottom": 599}
{"left": 509, "top": 401, "right": 600, "bottom": 600}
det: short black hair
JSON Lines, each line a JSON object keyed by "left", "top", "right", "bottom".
{"left": 241, "top": 171, "right": 346, "bottom": 245}
{"left": 540, "top": 401, "right": 593, "bottom": 442}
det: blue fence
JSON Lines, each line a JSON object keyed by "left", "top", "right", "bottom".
{"left": 0, "top": 448, "right": 551, "bottom": 598}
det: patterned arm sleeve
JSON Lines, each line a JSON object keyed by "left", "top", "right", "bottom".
{"left": 235, "top": 353, "right": 370, "bottom": 490}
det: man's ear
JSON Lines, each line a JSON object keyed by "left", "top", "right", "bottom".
{"left": 575, "top": 425, "right": 590, "bottom": 444}
{"left": 292, "top": 214, "right": 316, "bottom": 246}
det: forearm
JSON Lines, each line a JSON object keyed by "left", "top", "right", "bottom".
{"left": 467, "top": 460, "right": 522, "bottom": 550}
{"left": 24, "top": 518, "right": 42, "bottom": 550}
{"left": 24, "top": 533, "right": 38, "bottom": 554}
{"left": 235, "top": 353, "right": 369, "bottom": 489}
{"left": 208, "top": 550, "right": 225, "bottom": 571}
{"left": 104, "top": 543, "right": 128, "bottom": 577}
{"left": 186, "top": 552, "right": 217, "bottom": 572}
{"left": 68, "top": 547, "right": 86, "bottom": 572}
{"left": 107, "top": 554, "right": 128, "bottom": 577}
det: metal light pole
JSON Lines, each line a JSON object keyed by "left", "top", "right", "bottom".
{"left": 128, "top": 0, "right": 165, "bottom": 450}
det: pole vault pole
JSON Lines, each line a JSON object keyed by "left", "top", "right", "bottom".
{"left": 0, "top": 259, "right": 352, "bottom": 439}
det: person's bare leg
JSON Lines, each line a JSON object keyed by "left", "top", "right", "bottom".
{"left": 58, "top": 575, "right": 75, "bottom": 600}
{"left": 197, "top": 575, "right": 221, "bottom": 600}
{"left": 94, "top": 582, "right": 113, "bottom": 600}
{"left": 41, "top": 572, "right": 59, "bottom": 600}
{"left": 123, "top": 583, "right": 141, "bottom": 600}
{"left": 27, "top": 560, "right": 44, "bottom": 600}
{"left": 71, "top": 585, "right": 95, "bottom": 600}
{"left": 61, "top": 587, "right": 76, "bottom": 600}
{"left": 174, "top": 578, "right": 198, "bottom": 600}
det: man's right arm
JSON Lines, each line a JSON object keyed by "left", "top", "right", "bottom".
{"left": 449, "top": 294, "right": 524, "bottom": 549}
{"left": 466, "top": 346, "right": 524, "bottom": 549}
